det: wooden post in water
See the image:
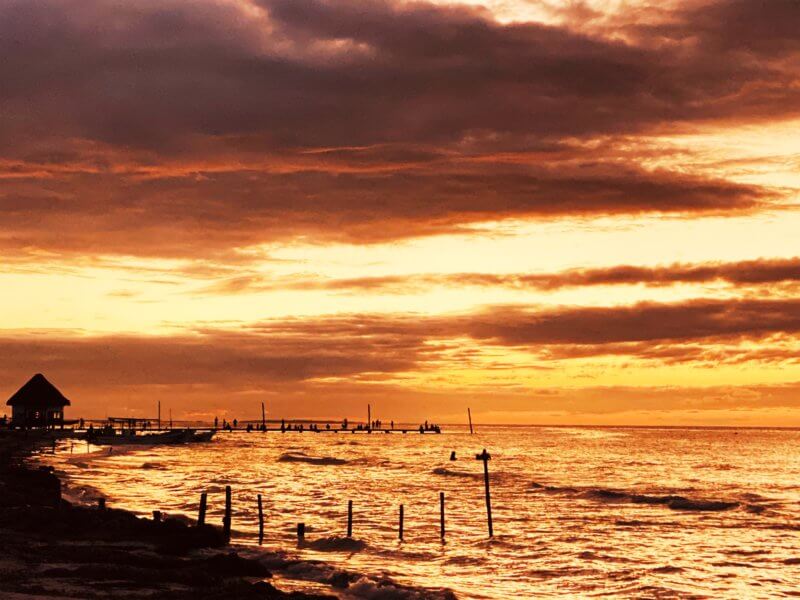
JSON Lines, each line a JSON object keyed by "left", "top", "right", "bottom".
{"left": 97, "top": 497, "right": 106, "bottom": 510}
{"left": 158, "top": 401, "right": 161, "bottom": 430}
{"left": 367, "top": 404, "right": 371, "bottom": 431}
{"left": 347, "top": 500, "right": 353, "bottom": 537}
{"left": 223, "top": 485, "right": 232, "bottom": 542}
{"left": 261, "top": 402, "right": 266, "bottom": 430}
{"left": 439, "top": 492, "right": 445, "bottom": 540}
{"left": 468, "top": 408, "right": 474, "bottom": 434}
{"left": 257, "top": 494, "right": 264, "bottom": 544}
{"left": 399, "top": 504, "right": 404, "bottom": 540}
{"left": 475, "top": 449, "right": 493, "bottom": 537}
{"left": 153, "top": 510, "right": 162, "bottom": 522}
{"left": 197, "top": 491, "right": 207, "bottom": 526}
{"left": 297, "top": 522, "right": 305, "bottom": 541}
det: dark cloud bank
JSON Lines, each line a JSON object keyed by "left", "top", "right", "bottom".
{"left": 1, "top": 0, "right": 798, "bottom": 256}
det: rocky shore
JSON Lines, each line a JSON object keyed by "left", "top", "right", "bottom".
{"left": 0, "top": 431, "right": 334, "bottom": 599}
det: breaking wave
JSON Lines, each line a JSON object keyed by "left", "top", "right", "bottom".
{"left": 530, "top": 482, "right": 740, "bottom": 512}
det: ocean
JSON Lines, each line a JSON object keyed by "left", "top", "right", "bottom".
{"left": 40, "top": 425, "right": 800, "bottom": 598}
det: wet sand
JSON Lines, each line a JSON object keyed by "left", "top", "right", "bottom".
{"left": 0, "top": 431, "right": 334, "bottom": 599}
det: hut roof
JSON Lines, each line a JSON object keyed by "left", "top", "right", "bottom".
{"left": 6, "top": 374, "right": 71, "bottom": 407}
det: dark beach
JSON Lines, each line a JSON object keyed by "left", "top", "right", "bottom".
{"left": 0, "top": 431, "right": 336, "bottom": 600}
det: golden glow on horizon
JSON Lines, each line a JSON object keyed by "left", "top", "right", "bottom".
{"left": 3, "top": 0, "right": 800, "bottom": 425}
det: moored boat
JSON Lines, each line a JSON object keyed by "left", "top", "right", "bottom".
{"left": 86, "top": 429, "right": 193, "bottom": 446}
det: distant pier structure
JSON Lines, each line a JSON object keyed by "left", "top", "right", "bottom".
{"left": 5, "top": 373, "right": 71, "bottom": 429}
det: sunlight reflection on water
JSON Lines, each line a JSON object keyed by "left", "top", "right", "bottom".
{"left": 43, "top": 425, "right": 800, "bottom": 599}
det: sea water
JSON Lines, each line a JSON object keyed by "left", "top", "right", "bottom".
{"left": 41, "top": 426, "right": 800, "bottom": 598}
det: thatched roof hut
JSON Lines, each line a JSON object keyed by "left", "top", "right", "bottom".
{"left": 6, "top": 373, "right": 70, "bottom": 428}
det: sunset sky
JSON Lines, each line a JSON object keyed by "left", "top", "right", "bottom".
{"left": 2, "top": 0, "right": 800, "bottom": 425}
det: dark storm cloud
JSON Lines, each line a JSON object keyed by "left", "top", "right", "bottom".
{"left": 0, "top": 0, "right": 798, "bottom": 256}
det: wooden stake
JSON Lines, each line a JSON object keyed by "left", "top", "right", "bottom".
{"left": 153, "top": 510, "right": 162, "bottom": 522}
{"left": 158, "top": 400, "right": 161, "bottom": 430}
{"left": 439, "top": 492, "right": 445, "bottom": 540}
{"left": 468, "top": 408, "right": 474, "bottom": 434}
{"left": 261, "top": 402, "right": 266, "bottom": 429}
{"left": 367, "top": 404, "right": 371, "bottom": 431}
{"left": 297, "top": 522, "right": 305, "bottom": 541}
{"left": 97, "top": 497, "right": 106, "bottom": 510}
{"left": 347, "top": 500, "right": 353, "bottom": 537}
{"left": 197, "top": 491, "right": 207, "bottom": 526}
{"left": 257, "top": 494, "right": 264, "bottom": 544}
{"left": 475, "top": 449, "right": 493, "bottom": 537}
{"left": 399, "top": 504, "right": 404, "bottom": 540}
{"left": 223, "top": 485, "right": 232, "bottom": 541}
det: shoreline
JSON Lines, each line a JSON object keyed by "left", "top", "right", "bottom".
{"left": 0, "top": 431, "right": 457, "bottom": 600}
{"left": 0, "top": 430, "right": 334, "bottom": 599}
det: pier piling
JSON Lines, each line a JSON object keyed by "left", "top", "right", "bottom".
{"left": 468, "top": 407, "right": 474, "bottom": 434}
{"left": 223, "top": 485, "right": 232, "bottom": 542}
{"left": 399, "top": 504, "right": 404, "bottom": 540}
{"left": 257, "top": 493, "right": 264, "bottom": 544}
{"left": 297, "top": 522, "right": 305, "bottom": 541}
{"left": 440, "top": 492, "right": 445, "bottom": 540}
{"left": 475, "top": 449, "right": 493, "bottom": 537}
{"left": 347, "top": 500, "right": 353, "bottom": 538}
{"left": 197, "top": 491, "right": 207, "bottom": 526}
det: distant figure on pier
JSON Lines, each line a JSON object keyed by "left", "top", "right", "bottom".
{"left": 246, "top": 423, "right": 252, "bottom": 432}
{"left": 342, "top": 418, "right": 348, "bottom": 429}
{"left": 391, "top": 420, "right": 394, "bottom": 430}
{"left": 233, "top": 419, "right": 238, "bottom": 429}
{"left": 214, "top": 416, "right": 218, "bottom": 429}
{"left": 326, "top": 423, "right": 330, "bottom": 430}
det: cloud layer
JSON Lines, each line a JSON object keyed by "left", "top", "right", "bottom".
{"left": 2, "top": 0, "right": 798, "bottom": 257}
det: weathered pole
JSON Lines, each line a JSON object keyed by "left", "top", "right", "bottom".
{"left": 347, "top": 500, "right": 353, "bottom": 537}
{"left": 439, "top": 492, "right": 445, "bottom": 540}
{"left": 197, "top": 491, "right": 207, "bottom": 526}
{"left": 261, "top": 402, "right": 266, "bottom": 429}
{"left": 468, "top": 408, "right": 474, "bottom": 434}
{"left": 367, "top": 404, "right": 371, "bottom": 431}
{"left": 399, "top": 504, "right": 404, "bottom": 540}
{"left": 157, "top": 401, "right": 161, "bottom": 430}
{"left": 297, "top": 522, "right": 305, "bottom": 541}
{"left": 476, "top": 449, "right": 493, "bottom": 537}
{"left": 223, "top": 485, "right": 232, "bottom": 542}
{"left": 257, "top": 494, "right": 264, "bottom": 544}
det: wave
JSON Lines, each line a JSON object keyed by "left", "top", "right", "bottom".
{"left": 301, "top": 536, "right": 367, "bottom": 552}
{"left": 347, "top": 576, "right": 457, "bottom": 600}
{"left": 432, "top": 467, "right": 480, "bottom": 479}
{"left": 140, "top": 462, "right": 167, "bottom": 470}
{"left": 277, "top": 452, "right": 347, "bottom": 466}
{"left": 530, "top": 482, "right": 739, "bottom": 512}
{"left": 259, "top": 555, "right": 456, "bottom": 599}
